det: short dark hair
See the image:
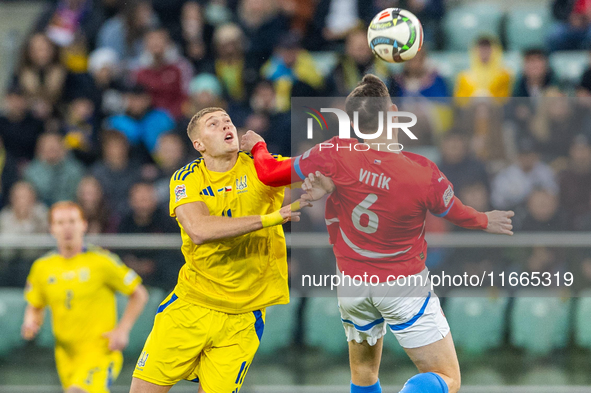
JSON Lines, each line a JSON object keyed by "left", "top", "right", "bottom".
{"left": 523, "top": 48, "right": 547, "bottom": 59}
{"left": 345, "top": 74, "right": 391, "bottom": 133}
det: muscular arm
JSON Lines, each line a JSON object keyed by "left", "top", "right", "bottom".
{"left": 117, "top": 284, "right": 148, "bottom": 333}
{"left": 176, "top": 200, "right": 299, "bottom": 245}
{"left": 251, "top": 141, "right": 298, "bottom": 187}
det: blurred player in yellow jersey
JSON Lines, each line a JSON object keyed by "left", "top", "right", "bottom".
{"left": 130, "top": 107, "right": 305, "bottom": 393}
{"left": 22, "top": 201, "right": 149, "bottom": 393}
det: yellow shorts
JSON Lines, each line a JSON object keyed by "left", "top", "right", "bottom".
{"left": 132, "top": 292, "right": 265, "bottom": 393}
{"left": 55, "top": 344, "right": 122, "bottom": 393}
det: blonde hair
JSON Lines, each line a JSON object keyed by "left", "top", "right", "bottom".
{"left": 187, "top": 107, "right": 227, "bottom": 139}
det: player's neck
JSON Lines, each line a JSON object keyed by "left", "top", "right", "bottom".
{"left": 203, "top": 152, "right": 238, "bottom": 172}
{"left": 58, "top": 244, "right": 83, "bottom": 259}
{"left": 364, "top": 134, "right": 401, "bottom": 154}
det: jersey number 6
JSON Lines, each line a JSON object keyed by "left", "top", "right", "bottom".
{"left": 352, "top": 194, "right": 379, "bottom": 234}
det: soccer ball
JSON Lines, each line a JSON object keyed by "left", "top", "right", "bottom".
{"left": 367, "top": 8, "right": 423, "bottom": 63}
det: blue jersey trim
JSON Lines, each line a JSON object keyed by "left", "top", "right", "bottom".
{"left": 341, "top": 317, "right": 385, "bottom": 331}
{"left": 389, "top": 292, "right": 431, "bottom": 331}
{"left": 293, "top": 156, "right": 305, "bottom": 180}
{"left": 432, "top": 199, "right": 455, "bottom": 218}
{"left": 235, "top": 361, "right": 247, "bottom": 384}
{"left": 156, "top": 293, "right": 178, "bottom": 314}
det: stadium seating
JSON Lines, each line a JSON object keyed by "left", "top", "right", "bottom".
{"left": 574, "top": 289, "right": 591, "bottom": 349}
{"left": 505, "top": 7, "right": 552, "bottom": 51}
{"left": 445, "top": 289, "right": 509, "bottom": 355}
{"left": 117, "top": 287, "right": 166, "bottom": 357}
{"left": 510, "top": 290, "right": 572, "bottom": 355}
{"left": 0, "top": 288, "right": 26, "bottom": 357}
{"left": 304, "top": 295, "right": 348, "bottom": 355}
{"left": 550, "top": 51, "right": 589, "bottom": 85}
{"left": 443, "top": 4, "right": 503, "bottom": 51}
{"left": 257, "top": 296, "right": 301, "bottom": 356}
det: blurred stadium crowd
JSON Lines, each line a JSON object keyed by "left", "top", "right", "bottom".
{"left": 2, "top": 0, "right": 591, "bottom": 291}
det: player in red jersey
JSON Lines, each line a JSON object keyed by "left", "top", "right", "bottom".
{"left": 241, "top": 75, "right": 513, "bottom": 393}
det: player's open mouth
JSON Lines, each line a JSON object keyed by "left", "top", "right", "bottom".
{"left": 224, "top": 132, "right": 234, "bottom": 143}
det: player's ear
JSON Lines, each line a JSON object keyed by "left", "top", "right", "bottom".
{"left": 193, "top": 138, "right": 205, "bottom": 153}
{"left": 390, "top": 103, "right": 398, "bottom": 112}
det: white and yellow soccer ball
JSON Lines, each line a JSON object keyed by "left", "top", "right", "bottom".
{"left": 367, "top": 8, "right": 424, "bottom": 63}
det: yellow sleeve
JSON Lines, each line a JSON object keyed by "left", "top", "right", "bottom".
{"left": 101, "top": 252, "right": 142, "bottom": 296}
{"left": 24, "top": 261, "right": 46, "bottom": 308}
{"left": 170, "top": 167, "right": 203, "bottom": 218}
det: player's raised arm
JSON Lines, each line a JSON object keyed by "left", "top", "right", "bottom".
{"left": 241, "top": 130, "right": 295, "bottom": 187}
{"left": 175, "top": 200, "right": 304, "bottom": 245}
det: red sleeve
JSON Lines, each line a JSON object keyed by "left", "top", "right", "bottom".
{"left": 426, "top": 164, "right": 488, "bottom": 230}
{"left": 441, "top": 196, "right": 488, "bottom": 230}
{"left": 295, "top": 137, "right": 339, "bottom": 179}
{"left": 251, "top": 141, "right": 294, "bottom": 187}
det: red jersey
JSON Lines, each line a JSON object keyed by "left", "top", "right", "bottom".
{"left": 252, "top": 138, "right": 488, "bottom": 281}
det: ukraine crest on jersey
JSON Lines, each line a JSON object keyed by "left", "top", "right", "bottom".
{"left": 169, "top": 151, "right": 290, "bottom": 314}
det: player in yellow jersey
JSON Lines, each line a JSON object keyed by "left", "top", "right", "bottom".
{"left": 22, "top": 201, "right": 149, "bottom": 393}
{"left": 130, "top": 107, "right": 305, "bottom": 393}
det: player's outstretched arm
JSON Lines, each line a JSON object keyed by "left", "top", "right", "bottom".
{"left": 242, "top": 131, "right": 294, "bottom": 187}
{"left": 439, "top": 196, "right": 513, "bottom": 235}
{"left": 103, "top": 284, "right": 149, "bottom": 351}
{"left": 176, "top": 200, "right": 307, "bottom": 245}
{"left": 21, "top": 305, "right": 44, "bottom": 340}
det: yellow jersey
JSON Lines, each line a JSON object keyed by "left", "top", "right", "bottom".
{"left": 25, "top": 246, "right": 142, "bottom": 351}
{"left": 169, "top": 151, "right": 288, "bottom": 314}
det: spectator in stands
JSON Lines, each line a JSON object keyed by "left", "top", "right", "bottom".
{"left": 261, "top": 32, "right": 325, "bottom": 111}
{"left": 528, "top": 88, "right": 584, "bottom": 161}
{"left": 238, "top": 0, "right": 289, "bottom": 70}
{"left": 212, "top": 23, "right": 256, "bottom": 105}
{"left": 171, "top": 1, "right": 214, "bottom": 74}
{"left": 80, "top": 47, "right": 125, "bottom": 119}
{"left": 309, "top": 0, "right": 374, "bottom": 50}
{"left": 278, "top": 0, "right": 316, "bottom": 37}
{"left": 97, "top": 0, "right": 160, "bottom": 62}
{"left": 151, "top": 134, "right": 188, "bottom": 205}
{"left": 76, "top": 176, "right": 115, "bottom": 234}
{"left": 491, "top": 138, "right": 559, "bottom": 210}
{"left": 0, "top": 135, "right": 19, "bottom": 210}
{"left": 133, "top": 28, "right": 192, "bottom": 119}
{"left": 14, "top": 33, "right": 67, "bottom": 120}
{"left": 37, "top": 0, "right": 104, "bottom": 50}
{"left": 0, "top": 85, "right": 45, "bottom": 163}
{"left": 454, "top": 36, "right": 511, "bottom": 99}
{"left": 332, "top": 28, "right": 389, "bottom": 95}
{"left": 390, "top": 47, "right": 449, "bottom": 98}
{"left": 23, "top": 133, "right": 84, "bottom": 206}
{"left": 0, "top": 182, "right": 48, "bottom": 234}
{"left": 438, "top": 132, "right": 489, "bottom": 192}
{"left": 91, "top": 130, "right": 141, "bottom": 217}
{"left": 0, "top": 181, "right": 49, "bottom": 286}
{"left": 61, "top": 95, "right": 100, "bottom": 165}
{"left": 512, "top": 49, "right": 557, "bottom": 98}
{"left": 106, "top": 84, "right": 175, "bottom": 157}
{"left": 560, "top": 135, "right": 591, "bottom": 228}
{"left": 118, "top": 182, "right": 178, "bottom": 286}
{"left": 519, "top": 189, "right": 568, "bottom": 231}
{"left": 249, "top": 80, "right": 291, "bottom": 155}
{"left": 547, "top": 0, "right": 591, "bottom": 51}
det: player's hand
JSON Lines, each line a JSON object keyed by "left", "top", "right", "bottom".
{"left": 484, "top": 210, "right": 514, "bottom": 235}
{"left": 279, "top": 199, "right": 311, "bottom": 224}
{"left": 21, "top": 320, "right": 40, "bottom": 340}
{"left": 102, "top": 327, "right": 130, "bottom": 351}
{"left": 301, "top": 171, "right": 335, "bottom": 202}
{"left": 240, "top": 130, "right": 264, "bottom": 153}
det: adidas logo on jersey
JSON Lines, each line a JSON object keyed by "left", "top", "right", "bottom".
{"left": 199, "top": 186, "right": 215, "bottom": 196}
